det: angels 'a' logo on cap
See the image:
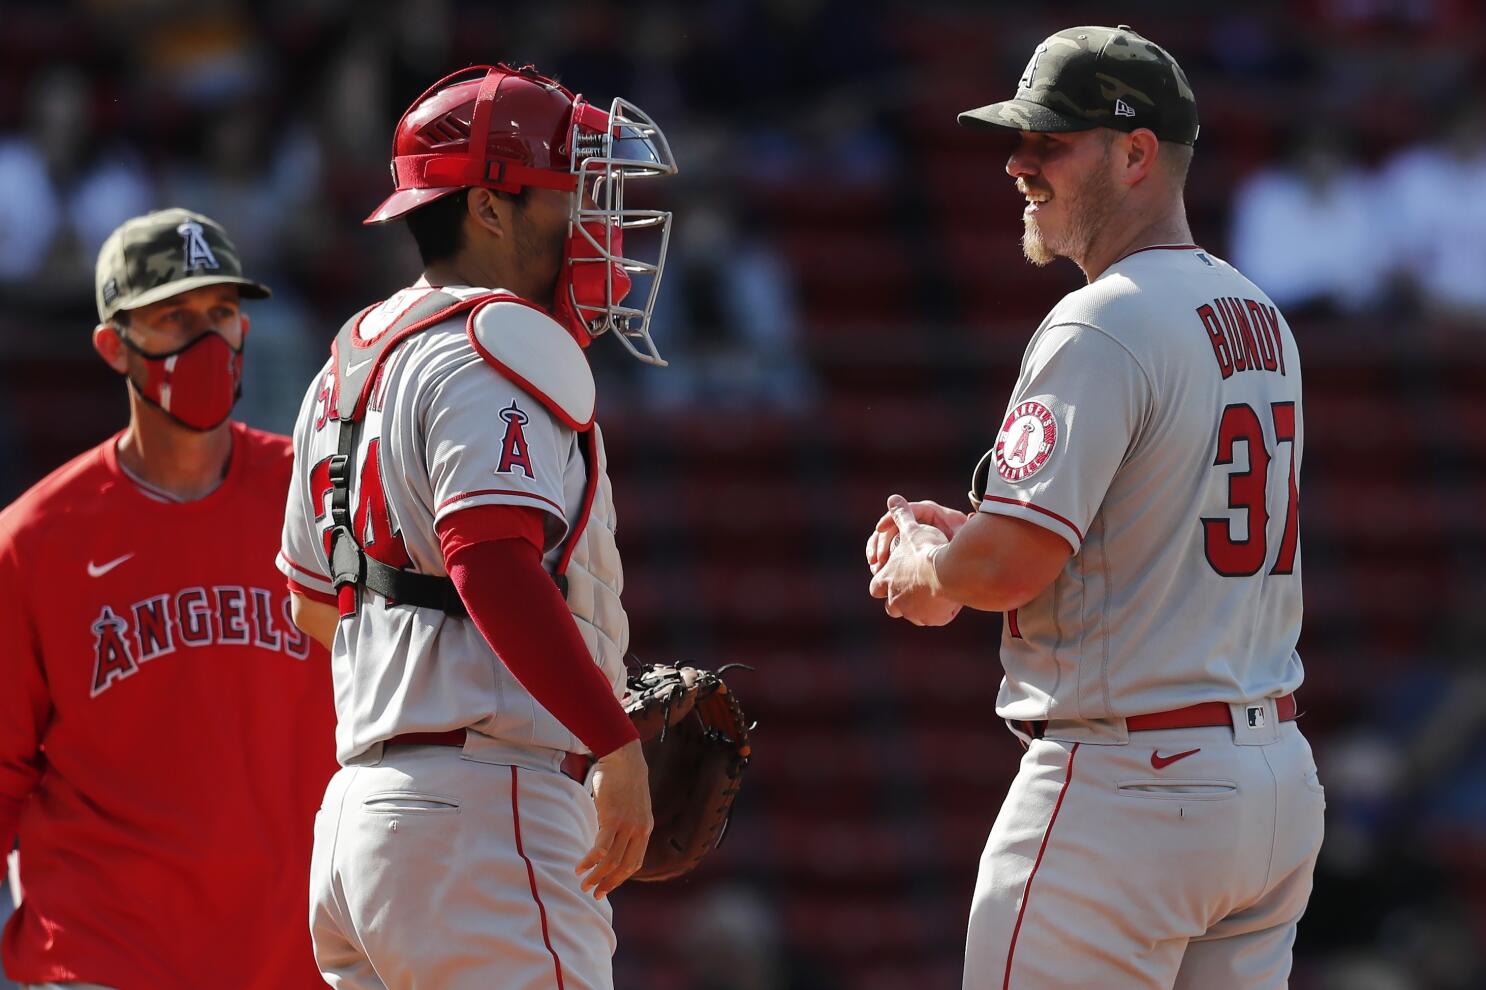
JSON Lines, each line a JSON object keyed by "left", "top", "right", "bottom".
{"left": 994, "top": 400, "right": 1058, "bottom": 482}
{"left": 178, "top": 220, "right": 220, "bottom": 271}
{"left": 1018, "top": 43, "right": 1048, "bottom": 89}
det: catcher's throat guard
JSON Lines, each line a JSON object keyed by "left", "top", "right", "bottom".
{"left": 557, "top": 96, "right": 676, "bottom": 367}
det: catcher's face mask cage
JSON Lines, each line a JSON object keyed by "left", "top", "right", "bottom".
{"left": 568, "top": 97, "right": 677, "bottom": 366}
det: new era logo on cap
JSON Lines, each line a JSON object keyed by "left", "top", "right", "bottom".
{"left": 1114, "top": 98, "right": 1136, "bottom": 117}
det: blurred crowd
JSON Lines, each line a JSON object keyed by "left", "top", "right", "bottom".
{"left": 1230, "top": 106, "right": 1486, "bottom": 322}
{"left": 3, "top": 1, "right": 1486, "bottom": 988}
{"left": 0, "top": 0, "right": 851, "bottom": 436}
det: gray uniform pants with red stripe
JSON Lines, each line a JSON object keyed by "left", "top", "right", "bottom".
{"left": 965, "top": 708, "right": 1324, "bottom": 989}
{"left": 309, "top": 743, "right": 612, "bottom": 990}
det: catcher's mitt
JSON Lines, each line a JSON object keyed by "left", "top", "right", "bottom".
{"left": 621, "top": 663, "right": 752, "bottom": 881}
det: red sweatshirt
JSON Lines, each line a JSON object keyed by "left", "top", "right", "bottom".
{"left": 0, "top": 423, "right": 337, "bottom": 989}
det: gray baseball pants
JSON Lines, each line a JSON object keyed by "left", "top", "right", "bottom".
{"left": 309, "top": 742, "right": 612, "bottom": 990}
{"left": 965, "top": 701, "right": 1325, "bottom": 989}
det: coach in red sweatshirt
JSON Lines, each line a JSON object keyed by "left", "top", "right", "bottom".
{"left": 0, "top": 208, "right": 336, "bottom": 989}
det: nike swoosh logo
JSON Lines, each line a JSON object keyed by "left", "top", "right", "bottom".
{"left": 346, "top": 358, "right": 375, "bottom": 376}
{"left": 87, "top": 553, "right": 135, "bottom": 578}
{"left": 1151, "top": 748, "right": 1201, "bottom": 770}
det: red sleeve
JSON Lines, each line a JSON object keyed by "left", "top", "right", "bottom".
{"left": 0, "top": 537, "right": 47, "bottom": 851}
{"left": 436, "top": 506, "right": 636, "bottom": 758}
{"left": 437, "top": 503, "right": 546, "bottom": 558}
{"left": 286, "top": 576, "right": 338, "bottom": 607}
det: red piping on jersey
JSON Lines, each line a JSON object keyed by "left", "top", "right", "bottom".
{"left": 436, "top": 488, "right": 566, "bottom": 517}
{"left": 280, "top": 553, "right": 330, "bottom": 583}
{"left": 1007, "top": 609, "right": 1022, "bottom": 639}
{"left": 465, "top": 301, "right": 596, "bottom": 432}
{"left": 1003, "top": 742, "right": 1079, "bottom": 990}
{"left": 1110, "top": 243, "right": 1202, "bottom": 266}
{"left": 285, "top": 576, "right": 338, "bottom": 607}
{"left": 511, "top": 766, "right": 567, "bottom": 990}
{"left": 554, "top": 429, "right": 600, "bottom": 581}
{"left": 979, "top": 496, "right": 1085, "bottom": 544}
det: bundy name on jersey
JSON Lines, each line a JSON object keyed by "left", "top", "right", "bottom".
{"left": 1197, "top": 296, "right": 1289, "bottom": 380}
{"left": 90, "top": 585, "right": 311, "bottom": 697}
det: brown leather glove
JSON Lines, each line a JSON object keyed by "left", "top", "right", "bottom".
{"left": 621, "top": 663, "right": 752, "bottom": 881}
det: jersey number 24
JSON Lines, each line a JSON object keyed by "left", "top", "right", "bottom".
{"left": 310, "top": 439, "right": 413, "bottom": 570}
{"left": 1202, "top": 401, "right": 1299, "bottom": 577}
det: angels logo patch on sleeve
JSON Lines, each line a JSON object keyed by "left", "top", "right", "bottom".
{"left": 994, "top": 400, "right": 1059, "bottom": 482}
{"left": 496, "top": 399, "right": 534, "bottom": 478}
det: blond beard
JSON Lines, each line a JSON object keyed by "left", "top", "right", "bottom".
{"left": 1022, "top": 214, "right": 1056, "bottom": 266}
{"left": 1021, "top": 142, "right": 1118, "bottom": 268}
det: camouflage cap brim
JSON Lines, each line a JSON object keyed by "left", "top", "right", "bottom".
{"left": 110, "top": 274, "right": 272, "bottom": 320}
{"left": 957, "top": 99, "right": 1099, "bottom": 135}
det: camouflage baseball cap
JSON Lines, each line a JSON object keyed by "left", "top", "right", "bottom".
{"left": 95, "top": 208, "right": 271, "bottom": 322}
{"left": 958, "top": 25, "right": 1199, "bottom": 145}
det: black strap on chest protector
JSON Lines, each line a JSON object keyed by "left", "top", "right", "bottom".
{"left": 327, "top": 418, "right": 470, "bottom": 616}
{"left": 324, "top": 290, "right": 596, "bottom": 617}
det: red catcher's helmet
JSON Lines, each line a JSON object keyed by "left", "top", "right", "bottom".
{"left": 364, "top": 63, "right": 602, "bottom": 224}
{"left": 368, "top": 63, "right": 678, "bottom": 366}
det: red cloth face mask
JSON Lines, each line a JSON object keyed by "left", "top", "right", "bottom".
{"left": 551, "top": 220, "right": 632, "bottom": 346}
{"left": 121, "top": 330, "right": 244, "bottom": 431}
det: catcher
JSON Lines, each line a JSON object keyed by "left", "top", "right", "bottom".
{"left": 280, "top": 64, "right": 745, "bottom": 989}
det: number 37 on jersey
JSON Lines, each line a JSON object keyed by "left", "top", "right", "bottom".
{"left": 1202, "top": 400, "right": 1300, "bottom": 578}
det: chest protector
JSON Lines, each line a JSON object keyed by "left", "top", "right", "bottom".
{"left": 326, "top": 289, "right": 629, "bottom": 678}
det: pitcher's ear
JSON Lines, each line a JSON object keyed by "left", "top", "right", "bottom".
{"left": 1123, "top": 128, "right": 1161, "bottom": 186}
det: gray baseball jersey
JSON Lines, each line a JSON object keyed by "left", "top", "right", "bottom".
{"left": 278, "top": 283, "right": 628, "bottom": 764}
{"left": 976, "top": 245, "right": 1304, "bottom": 721}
